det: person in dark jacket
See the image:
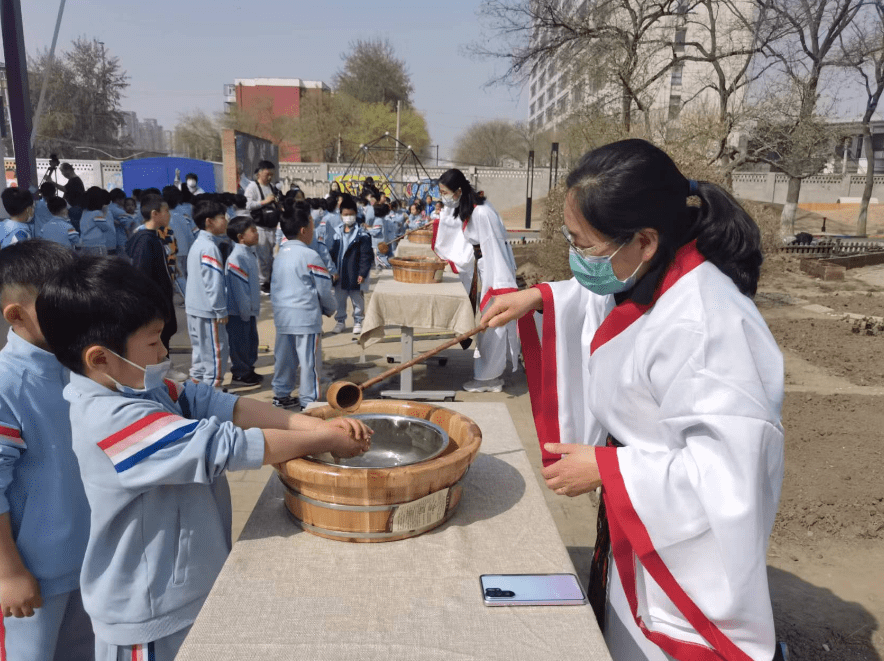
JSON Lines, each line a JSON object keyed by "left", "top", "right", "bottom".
{"left": 327, "top": 196, "right": 372, "bottom": 335}
{"left": 125, "top": 193, "right": 178, "bottom": 348}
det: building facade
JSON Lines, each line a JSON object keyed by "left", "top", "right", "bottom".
{"left": 526, "top": 0, "right": 758, "bottom": 134}
{"left": 223, "top": 78, "right": 331, "bottom": 162}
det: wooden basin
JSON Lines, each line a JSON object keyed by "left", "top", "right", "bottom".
{"left": 389, "top": 256, "right": 447, "bottom": 284}
{"left": 275, "top": 401, "right": 483, "bottom": 542}
{"left": 408, "top": 228, "right": 434, "bottom": 244}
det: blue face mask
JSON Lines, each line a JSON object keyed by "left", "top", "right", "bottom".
{"left": 569, "top": 244, "right": 642, "bottom": 296}
{"left": 106, "top": 349, "right": 171, "bottom": 394}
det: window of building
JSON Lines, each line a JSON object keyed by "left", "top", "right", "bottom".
{"left": 670, "top": 63, "right": 684, "bottom": 87}
{"left": 669, "top": 94, "right": 682, "bottom": 120}
{"left": 546, "top": 107, "right": 554, "bottom": 124}
{"left": 573, "top": 84, "right": 584, "bottom": 104}
{"left": 674, "top": 28, "right": 687, "bottom": 52}
{"left": 558, "top": 93, "right": 569, "bottom": 115}
{"left": 676, "top": 0, "right": 689, "bottom": 14}
{"left": 530, "top": 102, "right": 536, "bottom": 116}
{"left": 537, "top": 91, "right": 545, "bottom": 107}
{"left": 540, "top": 69, "right": 546, "bottom": 87}
{"left": 549, "top": 79, "right": 556, "bottom": 97}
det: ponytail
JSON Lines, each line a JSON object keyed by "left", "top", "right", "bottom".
{"left": 691, "top": 182, "right": 762, "bottom": 297}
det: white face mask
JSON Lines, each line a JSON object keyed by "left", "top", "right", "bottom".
{"left": 187, "top": 180, "right": 197, "bottom": 191}
{"left": 342, "top": 214, "right": 357, "bottom": 226}
{"left": 106, "top": 349, "right": 171, "bottom": 394}
{"left": 441, "top": 194, "right": 457, "bottom": 209}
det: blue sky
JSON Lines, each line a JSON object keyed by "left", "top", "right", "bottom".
{"left": 12, "top": 0, "right": 528, "bottom": 160}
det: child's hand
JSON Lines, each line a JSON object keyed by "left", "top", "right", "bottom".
{"left": 326, "top": 418, "right": 373, "bottom": 459}
{"left": 0, "top": 567, "right": 42, "bottom": 618}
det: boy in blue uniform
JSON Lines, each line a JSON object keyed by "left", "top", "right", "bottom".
{"left": 38, "top": 198, "right": 80, "bottom": 249}
{"left": 0, "top": 240, "right": 93, "bottom": 660}
{"left": 270, "top": 204, "right": 336, "bottom": 410}
{"left": 329, "top": 197, "right": 373, "bottom": 335}
{"left": 0, "top": 188, "right": 35, "bottom": 248}
{"left": 225, "top": 217, "right": 263, "bottom": 387}
{"left": 185, "top": 200, "right": 229, "bottom": 387}
{"left": 78, "top": 188, "right": 114, "bottom": 257}
{"left": 35, "top": 256, "right": 371, "bottom": 661}
{"left": 107, "top": 189, "right": 137, "bottom": 255}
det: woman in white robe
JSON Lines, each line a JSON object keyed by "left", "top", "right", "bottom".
{"left": 482, "top": 139, "right": 785, "bottom": 661}
{"left": 434, "top": 168, "right": 520, "bottom": 392}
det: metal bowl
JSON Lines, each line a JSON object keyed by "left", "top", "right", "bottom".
{"left": 310, "top": 414, "right": 449, "bottom": 469}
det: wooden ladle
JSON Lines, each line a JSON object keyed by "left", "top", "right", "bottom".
{"left": 326, "top": 323, "right": 489, "bottom": 412}
{"left": 377, "top": 221, "right": 433, "bottom": 255}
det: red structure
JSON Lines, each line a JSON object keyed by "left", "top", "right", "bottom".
{"left": 224, "top": 78, "right": 330, "bottom": 162}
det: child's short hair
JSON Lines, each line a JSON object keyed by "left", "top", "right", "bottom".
{"left": 233, "top": 194, "right": 247, "bottom": 210}
{"left": 140, "top": 194, "right": 166, "bottom": 221}
{"left": 36, "top": 256, "right": 170, "bottom": 375}
{"left": 109, "top": 188, "right": 126, "bottom": 204}
{"left": 47, "top": 197, "right": 68, "bottom": 215}
{"left": 132, "top": 188, "right": 143, "bottom": 201}
{"left": 280, "top": 203, "right": 311, "bottom": 239}
{"left": 0, "top": 239, "right": 74, "bottom": 298}
{"left": 193, "top": 199, "right": 227, "bottom": 230}
{"left": 162, "top": 185, "right": 182, "bottom": 210}
{"left": 220, "top": 192, "right": 235, "bottom": 207}
{"left": 39, "top": 181, "right": 57, "bottom": 199}
{"left": 339, "top": 196, "right": 357, "bottom": 213}
{"left": 391, "top": 200, "right": 400, "bottom": 211}
{"left": 317, "top": 198, "right": 328, "bottom": 212}
{"left": 1, "top": 188, "right": 34, "bottom": 217}
{"left": 227, "top": 216, "right": 256, "bottom": 243}
{"left": 83, "top": 187, "right": 108, "bottom": 212}
{"left": 374, "top": 204, "right": 390, "bottom": 218}
{"left": 185, "top": 172, "right": 198, "bottom": 182}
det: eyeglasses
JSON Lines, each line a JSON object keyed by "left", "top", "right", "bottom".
{"left": 560, "top": 225, "right": 617, "bottom": 259}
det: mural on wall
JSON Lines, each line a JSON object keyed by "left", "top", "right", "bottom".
{"left": 235, "top": 132, "right": 278, "bottom": 183}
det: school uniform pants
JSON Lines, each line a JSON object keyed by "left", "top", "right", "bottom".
{"left": 0, "top": 588, "right": 94, "bottom": 661}
{"left": 334, "top": 286, "right": 365, "bottom": 325}
{"left": 94, "top": 624, "right": 191, "bottom": 661}
{"left": 255, "top": 226, "right": 276, "bottom": 285}
{"left": 187, "top": 315, "right": 229, "bottom": 387}
{"left": 272, "top": 333, "right": 321, "bottom": 406}
{"left": 227, "top": 315, "right": 259, "bottom": 379}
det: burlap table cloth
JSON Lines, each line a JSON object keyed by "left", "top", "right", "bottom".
{"left": 357, "top": 269, "right": 476, "bottom": 348}
{"left": 177, "top": 402, "right": 612, "bottom": 661}
{"left": 390, "top": 237, "right": 439, "bottom": 259}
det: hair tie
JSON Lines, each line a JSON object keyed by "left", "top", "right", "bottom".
{"left": 688, "top": 179, "right": 699, "bottom": 195}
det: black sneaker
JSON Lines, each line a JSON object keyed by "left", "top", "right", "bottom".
{"left": 247, "top": 371, "right": 265, "bottom": 383}
{"left": 272, "top": 395, "right": 301, "bottom": 410}
{"left": 231, "top": 373, "right": 262, "bottom": 386}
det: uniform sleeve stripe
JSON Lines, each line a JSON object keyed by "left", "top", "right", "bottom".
{"left": 229, "top": 263, "right": 248, "bottom": 277}
{"left": 163, "top": 379, "right": 184, "bottom": 403}
{"left": 201, "top": 255, "right": 222, "bottom": 267}
{"left": 229, "top": 269, "right": 249, "bottom": 283}
{"left": 0, "top": 424, "right": 24, "bottom": 445}
{"left": 308, "top": 264, "right": 330, "bottom": 279}
{"left": 112, "top": 421, "right": 199, "bottom": 473}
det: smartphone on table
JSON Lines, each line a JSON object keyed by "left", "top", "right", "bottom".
{"left": 480, "top": 573, "right": 588, "bottom": 606}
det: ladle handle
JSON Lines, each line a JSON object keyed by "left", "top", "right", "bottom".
{"left": 391, "top": 221, "right": 433, "bottom": 245}
{"left": 358, "top": 323, "right": 489, "bottom": 391}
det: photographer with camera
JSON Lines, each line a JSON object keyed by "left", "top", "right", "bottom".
{"left": 244, "top": 160, "right": 281, "bottom": 293}
{"left": 54, "top": 163, "right": 86, "bottom": 229}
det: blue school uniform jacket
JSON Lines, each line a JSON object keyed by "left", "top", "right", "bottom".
{"left": 79, "top": 209, "right": 115, "bottom": 249}
{"left": 0, "top": 330, "right": 90, "bottom": 599}
{"left": 225, "top": 243, "right": 261, "bottom": 321}
{"left": 64, "top": 374, "right": 264, "bottom": 645}
{"left": 185, "top": 230, "right": 228, "bottom": 319}
{"left": 169, "top": 208, "right": 198, "bottom": 262}
{"left": 39, "top": 217, "right": 80, "bottom": 248}
{"left": 108, "top": 202, "right": 137, "bottom": 251}
{"left": 329, "top": 224, "right": 373, "bottom": 291}
{"left": 0, "top": 219, "right": 34, "bottom": 248}
{"left": 270, "top": 239, "right": 336, "bottom": 335}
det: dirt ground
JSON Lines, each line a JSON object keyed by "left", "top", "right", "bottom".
{"left": 757, "top": 256, "right": 884, "bottom": 660}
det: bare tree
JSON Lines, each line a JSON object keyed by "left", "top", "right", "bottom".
{"left": 759, "top": 0, "right": 863, "bottom": 234}
{"left": 174, "top": 110, "right": 222, "bottom": 161}
{"left": 840, "top": 3, "right": 884, "bottom": 236}
{"left": 335, "top": 38, "right": 414, "bottom": 109}
{"left": 453, "top": 119, "right": 530, "bottom": 166}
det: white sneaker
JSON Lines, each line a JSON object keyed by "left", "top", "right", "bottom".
{"left": 332, "top": 322, "right": 345, "bottom": 334}
{"left": 462, "top": 378, "right": 504, "bottom": 393}
{"left": 352, "top": 323, "right": 363, "bottom": 334}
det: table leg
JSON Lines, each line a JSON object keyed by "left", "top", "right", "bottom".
{"left": 379, "top": 325, "right": 456, "bottom": 402}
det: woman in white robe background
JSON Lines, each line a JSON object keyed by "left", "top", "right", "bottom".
{"left": 434, "top": 168, "right": 520, "bottom": 393}
{"left": 482, "top": 139, "right": 786, "bottom": 661}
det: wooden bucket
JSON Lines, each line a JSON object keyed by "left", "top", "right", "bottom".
{"left": 389, "top": 256, "right": 446, "bottom": 284}
{"left": 275, "top": 401, "right": 482, "bottom": 542}
{"left": 409, "top": 228, "right": 434, "bottom": 244}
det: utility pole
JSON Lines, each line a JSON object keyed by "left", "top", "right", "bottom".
{"left": 1, "top": 0, "right": 37, "bottom": 190}
{"left": 337, "top": 134, "right": 342, "bottom": 163}
{"left": 525, "top": 150, "right": 535, "bottom": 229}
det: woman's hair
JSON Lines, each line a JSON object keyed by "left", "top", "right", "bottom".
{"left": 438, "top": 169, "right": 486, "bottom": 223}
{"left": 83, "top": 187, "right": 108, "bottom": 212}
{"left": 565, "top": 139, "right": 762, "bottom": 300}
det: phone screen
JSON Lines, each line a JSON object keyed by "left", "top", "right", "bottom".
{"left": 480, "top": 574, "right": 588, "bottom": 606}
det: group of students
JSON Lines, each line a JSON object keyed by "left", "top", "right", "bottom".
{"left": 0, "top": 238, "right": 372, "bottom": 660}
